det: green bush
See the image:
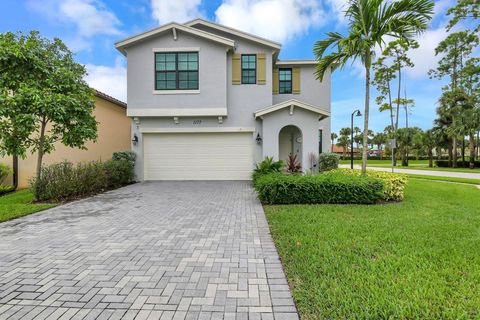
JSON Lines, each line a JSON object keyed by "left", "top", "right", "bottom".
{"left": 252, "top": 157, "right": 284, "bottom": 184}
{"left": 436, "top": 160, "right": 480, "bottom": 168}
{"left": 113, "top": 150, "right": 136, "bottom": 163}
{"left": 0, "top": 184, "right": 14, "bottom": 195}
{"left": 338, "top": 169, "right": 407, "bottom": 201}
{"left": 254, "top": 171, "right": 384, "bottom": 205}
{"left": 104, "top": 159, "right": 135, "bottom": 189}
{"left": 31, "top": 159, "right": 135, "bottom": 202}
{"left": 318, "top": 153, "right": 340, "bottom": 172}
{"left": 0, "top": 163, "right": 12, "bottom": 184}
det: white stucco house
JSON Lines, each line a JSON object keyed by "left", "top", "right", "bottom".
{"left": 115, "top": 19, "right": 331, "bottom": 181}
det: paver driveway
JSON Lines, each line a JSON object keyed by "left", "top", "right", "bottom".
{"left": 0, "top": 181, "right": 298, "bottom": 320}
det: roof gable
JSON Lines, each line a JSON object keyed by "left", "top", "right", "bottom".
{"left": 184, "top": 19, "right": 281, "bottom": 50}
{"left": 254, "top": 99, "right": 330, "bottom": 119}
{"left": 115, "top": 23, "right": 235, "bottom": 55}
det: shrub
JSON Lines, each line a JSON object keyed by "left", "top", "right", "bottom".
{"left": 318, "top": 153, "right": 340, "bottom": 172}
{"left": 113, "top": 150, "right": 136, "bottom": 163}
{"left": 31, "top": 159, "right": 135, "bottom": 202}
{"left": 285, "top": 153, "right": 301, "bottom": 174}
{"left": 252, "top": 157, "right": 284, "bottom": 184}
{"left": 436, "top": 160, "right": 480, "bottom": 168}
{"left": 104, "top": 159, "right": 135, "bottom": 189}
{"left": 0, "top": 184, "right": 14, "bottom": 195}
{"left": 254, "top": 171, "right": 384, "bottom": 205}
{"left": 0, "top": 163, "right": 12, "bottom": 184}
{"left": 338, "top": 169, "right": 407, "bottom": 201}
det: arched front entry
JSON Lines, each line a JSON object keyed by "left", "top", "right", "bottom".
{"left": 278, "top": 125, "right": 303, "bottom": 164}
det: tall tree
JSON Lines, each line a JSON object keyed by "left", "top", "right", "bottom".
{"left": 372, "top": 39, "right": 418, "bottom": 165}
{"left": 447, "top": 0, "right": 480, "bottom": 31}
{"left": 372, "top": 132, "right": 388, "bottom": 159}
{"left": 314, "top": 0, "right": 433, "bottom": 174}
{"left": 0, "top": 31, "right": 97, "bottom": 182}
{"left": 429, "top": 31, "right": 479, "bottom": 167}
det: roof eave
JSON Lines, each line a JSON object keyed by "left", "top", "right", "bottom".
{"left": 114, "top": 22, "right": 235, "bottom": 55}
{"left": 184, "top": 18, "right": 281, "bottom": 50}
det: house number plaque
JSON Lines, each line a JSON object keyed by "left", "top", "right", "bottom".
{"left": 193, "top": 120, "right": 202, "bottom": 125}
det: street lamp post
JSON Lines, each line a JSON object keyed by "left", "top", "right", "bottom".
{"left": 351, "top": 109, "right": 362, "bottom": 169}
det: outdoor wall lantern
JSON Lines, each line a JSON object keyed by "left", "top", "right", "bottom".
{"left": 132, "top": 133, "right": 139, "bottom": 146}
{"left": 256, "top": 133, "right": 262, "bottom": 144}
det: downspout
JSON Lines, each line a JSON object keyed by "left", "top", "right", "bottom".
{"left": 12, "top": 154, "right": 18, "bottom": 191}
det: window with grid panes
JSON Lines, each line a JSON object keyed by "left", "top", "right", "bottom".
{"left": 155, "top": 52, "right": 198, "bottom": 90}
{"left": 241, "top": 54, "right": 256, "bottom": 84}
{"left": 279, "top": 68, "right": 292, "bottom": 94}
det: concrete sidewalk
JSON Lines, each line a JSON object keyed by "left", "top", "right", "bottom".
{"left": 339, "top": 164, "right": 480, "bottom": 179}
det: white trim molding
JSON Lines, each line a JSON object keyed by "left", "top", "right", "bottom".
{"left": 152, "top": 90, "right": 200, "bottom": 95}
{"left": 254, "top": 99, "right": 330, "bottom": 119}
{"left": 115, "top": 23, "right": 234, "bottom": 55}
{"left": 152, "top": 47, "right": 200, "bottom": 52}
{"left": 127, "top": 108, "right": 228, "bottom": 117}
{"left": 140, "top": 127, "right": 255, "bottom": 133}
{"left": 275, "top": 60, "right": 317, "bottom": 66}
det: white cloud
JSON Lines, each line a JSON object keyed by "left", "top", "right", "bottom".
{"left": 59, "top": 0, "right": 121, "bottom": 37}
{"left": 215, "top": 0, "right": 326, "bottom": 43}
{"left": 27, "top": 0, "right": 121, "bottom": 38}
{"left": 406, "top": 27, "right": 449, "bottom": 79}
{"left": 150, "top": 0, "right": 203, "bottom": 24}
{"left": 85, "top": 58, "right": 127, "bottom": 102}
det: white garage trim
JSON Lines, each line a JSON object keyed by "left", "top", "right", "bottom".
{"left": 140, "top": 127, "right": 255, "bottom": 133}
{"left": 143, "top": 132, "right": 254, "bottom": 180}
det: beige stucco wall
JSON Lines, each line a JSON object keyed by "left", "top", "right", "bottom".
{"left": 0, "top": 96, "right": 131, "bottom": 189}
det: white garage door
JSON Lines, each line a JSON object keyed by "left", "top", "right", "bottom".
{"left": 143, "top": 132, "right": 253, "bottom": 180}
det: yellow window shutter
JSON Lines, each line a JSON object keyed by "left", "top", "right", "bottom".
{"left": 292, "top": 67, "right": 301, "bottom": 94}
{"left": 257, "top": 53, "right": 266, "bottom": 85}
{"left": 272, "top": 68, "right": 279, "bottom": 94}
{"left": 232, "top": 54, "right": 241, "bottom": 85}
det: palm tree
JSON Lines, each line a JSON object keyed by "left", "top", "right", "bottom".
{"left": 314, "top": 0, "right": 434, "bottom": 174}
{"left": 337, "top": 135, "right": 350, "bottom": 158}
{"left": 331, "top": 132, "right": 338, "bottom": 151}
{"left": 421, "top": 129, "right": 438, "bottom": 167}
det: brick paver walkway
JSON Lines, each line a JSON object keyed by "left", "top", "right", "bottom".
{"left": 0, "top": 181, "right": 298, "bottom": 320}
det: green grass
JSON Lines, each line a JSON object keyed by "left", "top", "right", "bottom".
{"left": 265, "top": 180, "right": 480, "bottom": 319}
{"left": 405, "top": 174, "right": 480, "bottom": 185}
{"left": 0, "top": 190, "right": 57, "bottom": 223}
{"left": 340, "top": 159, "right": 480, "bottom": 173}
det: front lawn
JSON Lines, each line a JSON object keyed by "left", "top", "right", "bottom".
{"left": 265, "top": 179, "right": 480, "bottom": 319}
{"left": 340, "top": 159, "right": 480, "bottom": 173}
{"left": 0, "top": 190, "right": 57, "bottom": 223}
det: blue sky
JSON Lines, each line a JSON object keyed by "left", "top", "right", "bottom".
{"left": 0, "top": 0, "right": 468, "bottom": 135}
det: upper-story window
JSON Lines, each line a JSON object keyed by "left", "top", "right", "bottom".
{"left": 241, "top": 54, "right": 256, "bottom": 84}
{"left": 155, "top": 52, "right": 198, "bottom": 90}
{"left": 279, "top": 68, "right": 292, "bottom": 94}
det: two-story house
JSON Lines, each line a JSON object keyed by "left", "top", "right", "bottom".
{"left": 115, "top": 19, "right": 331, "bottom": 181}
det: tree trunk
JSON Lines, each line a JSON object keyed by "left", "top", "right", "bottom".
{"left": 35, "top": 118, "right": 47, "bottom": 182}
{"left": 428, "top": 149, "right": 433, "bottom": 167}
{"left": 387, "top": 81, "right": 396, "bottom": 166}
{"left": 436, "top": 147, "right": 442, "bottom": 160}
{"left": 470, "top": 133, "right": 476, "bottom": 169}
{"left": 361, "top": 52, "right": 371, "bottom": 175}
{"left": 448, "top": 142, "right": 453, "bottom": 167}
{"left": 452, "top": 136, "right": 458, "bottom": 168}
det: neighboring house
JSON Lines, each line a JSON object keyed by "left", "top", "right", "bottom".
{"left": 115, "top": 19, "right": 331, "bottom": 181}
{"left": 0, "top": 90, "right": 131, "bottom": 188}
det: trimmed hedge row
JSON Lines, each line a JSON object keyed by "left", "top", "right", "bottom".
{"left": 31, "top": 158, "right": 135, "bottom": 202}
{"left": 338, "top": 169, "right": 407, "bottom": 201}
{"left": 435, "top": 160, "right": 480, "bottom": 168}
{"left": 255, "top": 171, "right": 384, "bottom": 205}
